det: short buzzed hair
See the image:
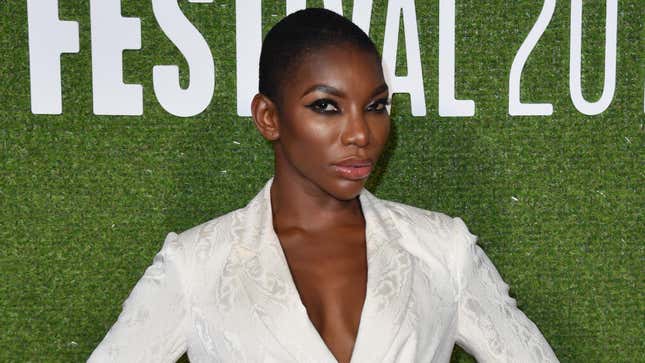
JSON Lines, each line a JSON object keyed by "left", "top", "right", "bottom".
{"left": 258, "top": 8, "right": 381, "bottom": 107}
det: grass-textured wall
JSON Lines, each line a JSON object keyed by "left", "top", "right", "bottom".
{"left": 1, "top": 1, "right": 642, "bottom": 362}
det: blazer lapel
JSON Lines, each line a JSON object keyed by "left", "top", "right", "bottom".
{"left": 349, "top": 189, "right": 414, "bottom": 363}
{"left": 234, "top": 178, "right": 414, "bottom": 363}
{"left": 234, "top": 178, "right": 337, "bottom": 362}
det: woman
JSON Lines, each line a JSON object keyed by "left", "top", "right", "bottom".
{"left": 89, "top": 8, "right": 558, "bottom": 363}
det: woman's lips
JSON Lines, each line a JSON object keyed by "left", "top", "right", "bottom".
{"left": 332, "top": 160, "right": 373, "bottom": 180}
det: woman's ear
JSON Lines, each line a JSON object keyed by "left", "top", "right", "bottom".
{"left": 251, "top": 93, "right": 280, "bottom": 141}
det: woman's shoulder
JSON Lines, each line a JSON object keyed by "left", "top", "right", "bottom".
{"left": 375, "top": 195, "right": 475, "bottom": 243}
{"left": 367, "top": 194, "right": 478, "bottom": 265}
{"left": 382, "top": 198, "right": 455, "bottom": 230}
{"left": 161, "top": 203, "right": 254, "bottom": 269}
{"left": 375, "top": 197, "right": 481, "bottom": 292}
{"left": 175, "top": 207, "right": 244, "bottom": 244}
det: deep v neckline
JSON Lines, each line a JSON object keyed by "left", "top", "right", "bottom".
{"left": 266, "top": 194, "right": 372, "bottom": 363}
{"left": 237, "top": 177, "right": 413, "bottom": 363}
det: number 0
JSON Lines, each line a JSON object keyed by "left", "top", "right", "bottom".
{"left": 569, "top": 0, "right": 617, "bottom": 115}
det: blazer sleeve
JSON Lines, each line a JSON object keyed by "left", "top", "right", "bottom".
{"left": 87, "top": 232, "right": 190, "bottom": 363}
{"left": 452, "top": 217, "right": 559, "bottom": 363}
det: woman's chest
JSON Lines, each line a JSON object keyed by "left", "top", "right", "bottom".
{"left": 185, "top": 246, "right": 460, "bottom": 363}
{"left": 280, "top": 229, "right": 368, "bottom": 357}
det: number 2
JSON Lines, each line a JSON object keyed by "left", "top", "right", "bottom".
{"left": 508, "top": 0, "right": 556, "bottom": 116}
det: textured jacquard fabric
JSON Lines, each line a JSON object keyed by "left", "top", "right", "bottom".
{"left": 88, "top": 178, "right": 559, "bottom": 363}
{"left": 88, "top": 232, "right": 191, "bottom": 362}
{"left": 453, "top": 218, "right": 558, "bottom": 362}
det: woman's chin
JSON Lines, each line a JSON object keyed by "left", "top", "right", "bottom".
{"left": 327, "top": 178, "right": 368, "bottom": 201}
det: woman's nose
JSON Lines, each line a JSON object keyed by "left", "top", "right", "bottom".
{"left": 341, "top": 109, "right": 370, "bottom": 147}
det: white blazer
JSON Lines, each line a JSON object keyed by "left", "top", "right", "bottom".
{"left": 88, "top": 178, "right": 558, "bottom": 363}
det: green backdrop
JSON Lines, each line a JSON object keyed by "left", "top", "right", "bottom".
{"left": 1, "top": 1, "right": 642, "bottom": 362}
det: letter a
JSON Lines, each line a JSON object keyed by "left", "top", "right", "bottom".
{"left": 382, "top": 0, "right": 426, "bottom": 116}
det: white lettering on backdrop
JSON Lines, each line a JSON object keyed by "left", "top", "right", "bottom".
{"left": 26, "top": 1, "right": 636, "bottom": 117}
{"left": 569, "top": 0, "right": 617, "bottom": 116}
{"left": 438, "top": 0, "right": 474, "bottom": 116}
{"left": 508, "top": 0, "right": 556, "bottom": 116}
{"left": 382, "top": 0, "right": 426, "bottom": 116}
{"left": 152, "top": 0, "right": 215, "bottom": 117}
{"left": 26, "top": 0, "right": 79, "bottom": 114}
{"left": 90, "top": 0, "right": 142, "bottom": 115}
{"left": 235, "top": 0, "right": 262, "bottom": 117}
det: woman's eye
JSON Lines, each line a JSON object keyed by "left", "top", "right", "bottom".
{"left": 307, "top": 99, "right": 339, "bottom": 113}
{"left": 369, "top": 99, "right": 390, "bottom": 112}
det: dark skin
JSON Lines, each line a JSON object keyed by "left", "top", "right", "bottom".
{"left": 251, "top": 44, "right": 390, "bottom": 363}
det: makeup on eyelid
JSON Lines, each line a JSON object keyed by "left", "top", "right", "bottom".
{"left": 305, "top": 98, "right": 390, "bottom": 114}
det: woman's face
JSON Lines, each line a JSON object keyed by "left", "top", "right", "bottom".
{"left": 274, "top": 44, "right": 391, "bottom": 200}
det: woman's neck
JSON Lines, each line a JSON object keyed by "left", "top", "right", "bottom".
{"left": 270, "top": 172, "right": 364, "bottom": 233}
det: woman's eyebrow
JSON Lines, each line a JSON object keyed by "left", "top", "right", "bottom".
{"left": 371, "top": 83, "right": 389, "bottom": 97}
{"left": 300, "top": 83, "right": 389, "bottom": 98}
{"left": 301, "top": 84, "right": 345, "bottom": 98}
